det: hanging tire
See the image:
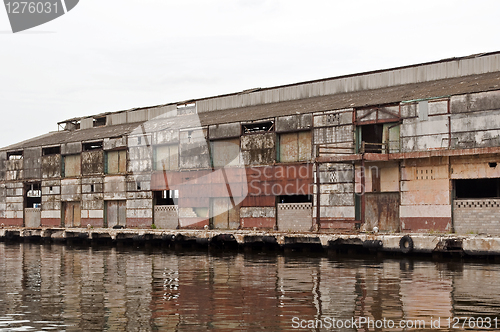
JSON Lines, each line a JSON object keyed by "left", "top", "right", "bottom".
{"left": 399, "top": 235, "right": 414, "bottom": 254}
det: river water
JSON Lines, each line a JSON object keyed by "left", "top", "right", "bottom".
{"left": 0, "top": 243, "right": 499, "bottom": 331}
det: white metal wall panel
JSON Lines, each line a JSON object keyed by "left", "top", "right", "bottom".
{"left": 80, "top": 117, "right": 93, "bottom": 129}
{"left": 127, "top": 109, "right": 148, "bottom": 123}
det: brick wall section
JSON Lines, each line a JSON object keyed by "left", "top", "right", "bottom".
{"left": 454, "top": 199, "right": 500, "bottom": 235}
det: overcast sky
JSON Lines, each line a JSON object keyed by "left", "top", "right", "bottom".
{"left": 0, "top": 0, "right": 499, "bottom": 148}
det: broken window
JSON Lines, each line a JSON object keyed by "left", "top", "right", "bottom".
{"left": 42, "top": 146, "right": 61, "bottom": 155}
{"left": 105, "top": 150, "right": 127, "bottom": 174}
{"left": 242, "top": 121, "right": 274, "bottom": 134}
{"left": 153, "top": 144, "right": 179, "bottom": 171}
{"left": 356, "top": 123, "right": 400, "bottom": 153}
{"left": 277, "top": 131, "right": 312, "bottom": 162}
{"left": 93, "top": 117, "right": 106, "bottom": 127}
{"left": 154, "top": 190, "right": 179, "bottom": 206}
{"left": 83, "top": 141, "right": 103, "bottom": 151}
{"left": 25, "top": 182, "right": 41, "bottom": 208}
{"left": 62, "top": 154, "right": 81, "bottom": 177}
{"left": 455, "top": 178, "right": 500, "bottom": 199}
{"left": 7, "top": 151, "right": 23, "bottom": 160}
{"left": 210, "top": 138, "right": 240, "bottom": 167}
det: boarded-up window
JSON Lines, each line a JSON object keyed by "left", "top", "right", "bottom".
{"left": 211, "top": 138, "right": 240, "bottom": 167}
{"left": 278, "top": 131, "right": 312, "bottom": 162}
{"left": 63, "top": 154, "right": 81, "bottom": 177}
{"left": 106, "top": 150, "right": 127, "bottom": 174}
{"left": 154, "top": 145, "right": 178, "bottom": 171}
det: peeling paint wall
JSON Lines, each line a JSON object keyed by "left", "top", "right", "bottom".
{"left": 23, "top": 147, "right": 41, "bottom": 179}
{"left": 241, "top": 133, "right": 276, "bottom": 166}
{"left": 41, "top": 179, "right": 61, "bottom": 227}
{"left": 400, "top": 157, "right": 451, "bottom": 232}
{"left": 81, "top": 176, "right": 104, "bottom": 227}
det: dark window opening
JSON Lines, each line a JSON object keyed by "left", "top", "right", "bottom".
{"left": 455, "top": 178, "right": 500, "bottom": 199}
{"left": 42, "top": 146, "right": 61, "bottom": 155}
{"left": 154, "top": 190, "right": 179, "bottom": 206}
{"left": 83, "top": 141, "right": 103, "bottom": 151}
{"left": 243, "top": 121, "right": 274, "bottom": 134}
{"left": 360, "top": 124, "right": 384, "bottom": 153}
{"left": 7, "top": 151, "right": 23, "bottom": 160}
{"left": 489, "top": 162, "right": 497, "bottom": 168}
{"left": 137, "top": 136, "right": 142, "bottom": 145}
{"left": 90, "top": 184, "right": 95, "bottom": 193}
{"left": 25, "top": 183, "right": 41, "bottom": 208}
{"left": 278, "top": 195, "right": 312, "bottom": 204}
{"left": 93, "top": 117, "right": 106, "bottom": 127}
{"left": 136, "top": 181, "right": 141, "bottom": 190}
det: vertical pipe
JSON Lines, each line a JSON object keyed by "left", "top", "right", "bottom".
{"left": 315, "top": 162, "right": 321, "bottom": 231}
{"left": 361, "top": 158, "right": 366, "bottom": 226}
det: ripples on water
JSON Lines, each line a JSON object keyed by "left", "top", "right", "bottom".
{"left": 0, "top": 243, "right": 499, "bottom": 331}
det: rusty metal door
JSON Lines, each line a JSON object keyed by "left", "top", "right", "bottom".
{"left": 63, "top": 202, "right": 81, "bottom": 228}
{"left": 365, "top": 192, "right": 400, "bottom": 232}
{"left": 106, "top": 200, "right": 126, "bottom": 228}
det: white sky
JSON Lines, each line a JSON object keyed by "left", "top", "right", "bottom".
{"left": 0, "top": 0, "right": 499, "bottom": 147}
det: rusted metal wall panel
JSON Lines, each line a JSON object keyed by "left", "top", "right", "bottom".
{"left": 106, "top": 150, "right": 127, "bottom": 174}
{"left": 64, "top": 154, "right": 81, "bottom": 177}
{"left": 23, "top": 147, "right": 41, "bottom": 179}
{"left": 240, "top": 133, "right": 276, "bottom": 166}
{"left": 209, "top": 122, "right": 241, "bottom": 139}
{"left": 103, "top": 136, "right": 127, "bottom": 150}
{"left": 0, "top": 152, "right": 6, "bottom": 181}
{"left": 212, "top": 138, "right": 240, "bottom": 167}
{"left": 211, "top": 197, "right": 229, "bottom": 229}
{"left": 106, "top": 200, "right": 126, "bottom": 228}
{"left": 364, "top": 192, "right": 400, "bottom": 232}
{"left": 5, "top": 159, "right": 23, "bottom": 181}
{"left": 279, "top": 133, "right": 298, "bottom": 163}
{"left": 42, "top": 155, "right": 61, "bottom": 178}
{"left": 61, "top": 142, "right": 82, "bottom": 155}
{"left": 63, "top": 201, "right": 81, "bottom": 227}
{"left": 82, "top": 150, "right": 104, "bottom": 175}
{"left": 276, "top": 114, "right": 312, "bottom": 132}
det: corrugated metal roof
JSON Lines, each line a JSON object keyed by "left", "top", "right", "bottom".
{"left": 1, "top": 122, "right": 142, "bottom": 151}
{"left": 2, "top": 72, "right": 499, "bottom": 152}
{"left": 197, "top": 72, "right": 500, "bottom": 126}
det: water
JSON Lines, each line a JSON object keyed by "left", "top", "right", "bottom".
{"left": 0, "top": 243, "right": 499, "bottom": 331}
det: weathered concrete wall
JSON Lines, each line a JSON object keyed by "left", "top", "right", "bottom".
{"left": 61, "top": 142, "right": 82, "bottom": 155}
{"left": 42, "top": 154, "right": 61, "bottom": 178}
{"left": 25, "top": 207, "right": 41, "bottom": 228}
{"left": 211, "top": 138, "right": 240, "bottom": 167}
{"left": 317, "top": 163, "right": 355, "bottom": 230}
{"left": 450, "top": 155, "right": 500, "bottom": 179}
{"left": 81, "top": 176, "right": 104, "bottom": 227}
{"left": 126, "top": 174, "right": 152, "bottom": 228}
{"left": 23, "top": 147, "right": 42, "bottom": 179}
{"left": 4, "top": 181, "right": 23, "bottom": 226}
{"left": 64, "top": 154, "right": 81, "bottom": 178}
{"left": 103, "top": 136, "right": 127, "bottom": 150}
{"left": 454, "top": 199, "right": 500, "bottom": 235}
{"left": 400, "top": 157, "right": 451, "bottom": 232}
{"left": 314, "top": 109, "right": 354, "bottom": 155}
{"left": 61, "top": 178, "right": 81, "bottom": 202}
{"left": 0, "top": 152, "right": 6, "bottom": 181}
{"left": 128, "top": 134, "right": 152, "bottom": 173}
{"left": 82, "top": 150, "right": 104, "bottom": 175}
{"left": 279, "top": 131, "right": 312, "bottom": 162}
{"left": 179, "top": 128, "right": 210, "bottom": 169}
{"left": 277, "top": 203, "right": 312, "bottom": 231}
{"left": 154, "top": 205, "right": 178, "bottom": 229}
{"left": 241, "top": 133, "right": 276, "bottom": 166}
{"left": 240, "top": 207, "right": 275, "bottom": 229}
{"left": 41, "top": 179, "right": 61, "bottom": 227}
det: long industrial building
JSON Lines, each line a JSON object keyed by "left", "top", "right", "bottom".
{"left": 1, "top": 52, "right": 500, "bottom": 234}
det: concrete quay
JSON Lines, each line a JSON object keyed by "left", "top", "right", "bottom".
{"left": 1, "top": 227, "right": 500, "bottom": 257}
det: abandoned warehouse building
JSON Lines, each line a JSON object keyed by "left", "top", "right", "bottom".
{"left": 2, "top": 52, "right": 500, "bottom": 235}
